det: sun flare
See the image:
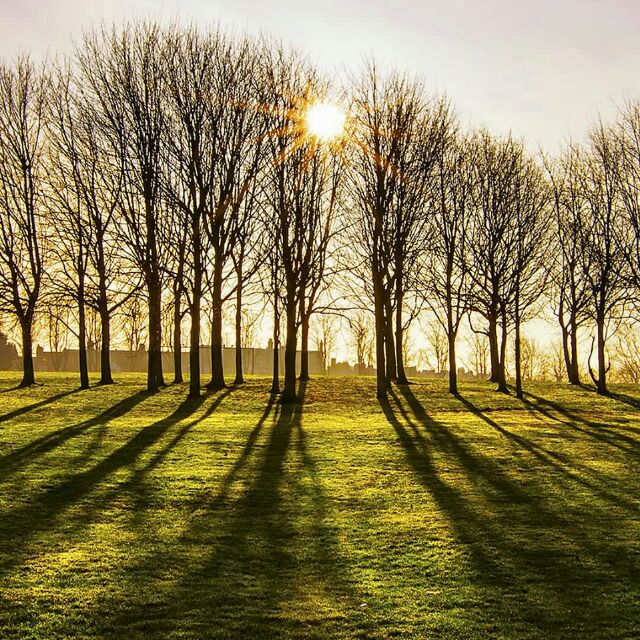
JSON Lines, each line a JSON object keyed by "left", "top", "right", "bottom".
{"left": 305, "top": 101, "right": 346, "bottom": 141}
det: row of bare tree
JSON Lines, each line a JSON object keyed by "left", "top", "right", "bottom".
{"left": 1, "top": 21, "right": 639, "bottom": 401}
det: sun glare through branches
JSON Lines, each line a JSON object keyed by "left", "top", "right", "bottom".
{"left": 304, "top": 101, "right": 346, "bottom": 141}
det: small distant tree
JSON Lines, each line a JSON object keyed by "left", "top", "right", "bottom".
{"left": 519, "top": 336, "right": 545, "bottom": 381}
{"left": 465, "top": 329, "right": 489, "bottom": 377}
{"left": 612, "top": 323, "right": 640, "bottom": 383}
{"left": 549, "top": 341, "right": 566, "bottom": 382}
{"left": 423, "top": 320, "right": 448, "bottom": 374}
{"left": 347, "top": 311, "right": 375, "bottom": 374}
{"left": 119, "top": 293, "right": 147, "bottom": 352}
{"left": 312, "top": 314, "right": 336, "bottom": 373}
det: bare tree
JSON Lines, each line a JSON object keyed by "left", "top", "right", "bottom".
{"left": 262, "top": 44, "right": 334, "bottom": 403}
{"left": 162, "top": 26, "right": 216, "bottom": 396}
{"left": 578, "top": 122, "right": 628, "bottom": 394}
{"left": 389, "top": 92, "right": 452, "bottom": 384}
{"left": 79, "top": 23, "right": 168, "bottom": 393}
{"left": 612, "top": 323, "right": 640, "bottom": 383}
{"left": 347, "top": 65, "right": 424, "bottom": 397}
{"left": 347, "top": 310, "right": 374, "bottom": 374}
{"left": 297, "top": 151, "right": 342, "bottom": 382}
{"left": 422, "top": 132, "right": 472, "bottom": 393}
{"left": 118, "top": 291, "right": 147, "bottom": 352}
{"left": 0, "top": 57, "right": 47, "bottom": 387}
{"left": 47, "top": 63, "right": 92, "bottom": 387}
{"left": 510, "top": 154, "right": 551, "bottom": 398}
{"left": 465, "top": 330, "right": 489, "bottom": 377}
{"left": 614, "top": 100, "right": 640, "bottom": 314}
{"left": 465, "top": 131, "right": 524, "bottom": 393}
{"left": 203, "top": 35, "right": 267, "bottom": 391}
{"left": 422, "top": 320, "right": 447, "bottom": 375}
{"left": 311, "top": 313, "right": 336, "bottom": 373}
{"left": 546, "top": 146, "right": 591, "bottom": 385}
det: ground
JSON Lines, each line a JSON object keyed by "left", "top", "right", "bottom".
{"left": 0, "top": 373, "right": 638, "bottom": 639}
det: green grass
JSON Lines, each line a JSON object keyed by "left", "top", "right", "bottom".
{"left": 0, "top": 373, "right": 638, "bottom": 639}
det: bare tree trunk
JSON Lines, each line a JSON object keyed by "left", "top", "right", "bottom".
{"left": 496, "top": 307, "right": 509, "bottom": 393}
{"left": 146, "top": 273, "right": 164, "bottom": 393}
{"left": 19, "top": 318, "right": 35, "bottom": 388}
{"left": 514, "top": 307, "right": 523, "bottom": 399}
{"left": 234, "top": 277, "right": 244, "bottom": 385}
{"left": 488, "top": 314, "right": 500, "bottom": 383}
{"left": 384, "top": 301, "right": 397, "bottom": 382}
{"left": 189, "top": 220, "right": 202, "bottom": 398}
{"left": 271, "top": 294, "right": 280, "bottom": 395}
{"left": 281, "top": 285, "right": 298, "bottom": 404}
{"left": 99, "top": 302, "right": 113, "bottom": 385}
{"left": 561, "top": 324, "right": 572, "bottom": 384}
{"left": 395, "top": 296, "right": 408, "bottom": 385}
{"left": 596, "top": 312, "right": 608, "bottom": 395}
{"left": 173, "top": 289, "right": 183, "bottom": 384}
{"left": 96, "top": 241, "right": 113, "bottom": 384}
{"left": 78, "top": 275, "right": 89, "bottom": 390}
{"left": 299, "top": 301, "right": 310, "bottom": 381}
{"left": 208, "top": 258, "right": 225, "bottom": 390}
{"left": 373, "top": 265, "right": 387, "bottom": 399}
{"left": 448, "top": 328, "right": 458, "bottom": 395}
{"left": 569, "top": 315, "right": 580, "bottom": 384}
{"left": 394, "top": 251, "right": 408, "bottom": 384}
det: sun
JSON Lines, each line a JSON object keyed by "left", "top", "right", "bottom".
{"left": 305, "top": 101, "right": 346, "bottom": 141}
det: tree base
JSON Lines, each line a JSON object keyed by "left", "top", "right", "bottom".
{"left": 279, "top": 392, "right": 299, "bottom": 405}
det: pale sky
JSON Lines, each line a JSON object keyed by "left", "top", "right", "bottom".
{"left": 1, "top": 0, "right": 639, "bottom": 152}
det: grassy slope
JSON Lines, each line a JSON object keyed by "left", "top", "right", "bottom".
{"left": 0, "top": 373, "right": 638, "bottom": 639}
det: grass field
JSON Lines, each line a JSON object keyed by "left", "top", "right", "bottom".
{"left": 0, "top": 373, "right": 638, "bottom": 639}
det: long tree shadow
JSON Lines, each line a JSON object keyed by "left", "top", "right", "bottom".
{"left": 609, "top": 391, "right": 640, "bottom": 411}
{"left": 457, "top": 393, "right": 638, "bottom": 514}
{"left": 0, "top": 389, "right": 148, "bottom": 480}
{"left": 381, "top": 385, "right": 639, "bottom": 637}
{"left": 0, "top": 388, "right": 237, "bottom": 576}
{"left": 97, "top": 381, "right": 360, "bottom": 638}
{"left": 523, "top": 391, "right": 640, "bottom": 454}
{"left": 0, "top": 387, "right": 84, "bottom": 425}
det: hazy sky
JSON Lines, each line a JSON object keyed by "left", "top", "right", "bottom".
{"left": 1, "top": 0, "right": 639, "bottom": 150}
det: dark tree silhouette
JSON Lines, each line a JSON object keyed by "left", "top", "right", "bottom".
{"left": 0, "top": 57, "right": 47, "bottom": 387}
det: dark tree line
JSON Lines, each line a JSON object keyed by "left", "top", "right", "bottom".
{"left": 2, "top": 22, "right": 640, "bottom": 399}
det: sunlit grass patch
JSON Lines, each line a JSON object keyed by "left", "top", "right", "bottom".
{"left": 0, "top": 373, "right": 638, "bottom": 639}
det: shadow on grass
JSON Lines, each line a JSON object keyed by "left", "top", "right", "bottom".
{"left": 0, "top": 386, "right": 240, "bottom": 576}
{"left": 0, "top": 390, "right": 148, "bottom": 479}
{"left": 95, "top": 381, "right": 360, "bottom": 638}
{"left": 0, "top": 386, "right": 84, "bottom": 424}
{"left": 523, "top": 391, "right": 640, "bottom": 455}
{"left": 458, "top": 393, "right": 638, "bottom": 513}
{"left": 609, "top": 391, "right": 640, "bottom": 411}
{"left": 381, "top": 384, "right": 639, "bottom": 636}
